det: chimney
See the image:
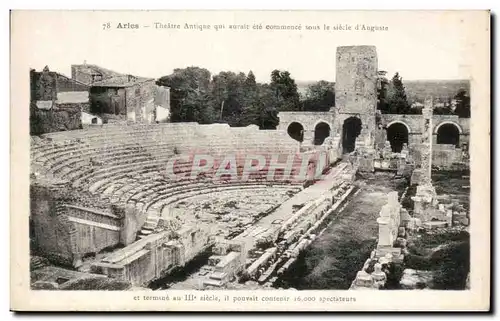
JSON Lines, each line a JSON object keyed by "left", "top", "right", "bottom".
{"left": 83, "top": 60, "right": 87, "bottom": 66}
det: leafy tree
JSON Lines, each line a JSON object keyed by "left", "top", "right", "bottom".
{"left": 256, "top": 84, "right": 280, "bottom": 129}
{"left": 386, "top": 72, "right": 411, "bottom": 114}
{"left": 434, "top": 97, "right": 453, "bottom": 115}
{"left": 211, "top": 71, "right": 247, "bottom": 125}
{"left": 270, "top": 70, "right": 301, "bottom": 111}
{"left": 377, "top": 71, "right": 390, "bottom": 113}
{"left": 302, "top": 80, "right": 335, "bottom": 111}
{"left": 238, "top": 84, "right": 280, "bottom": 129}
{"left": 454, "top": 89, "right": 471, "bottom": 118}
{"left": 156, "top": 67, "right": 215, "bottom": 123}
{"left": 238, "top": 71, "right": 260, "bottom": 126}
{"left": 244, "top": 71, "right": 257, "bottom": 91}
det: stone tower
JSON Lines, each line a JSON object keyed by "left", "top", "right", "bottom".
{"left": 334, "top": 46, "right": 378, "bottom": 151}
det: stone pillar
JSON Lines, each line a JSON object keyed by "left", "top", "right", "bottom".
{"left": 411, "top": 97, "right": 437, "bottom": 223}
{"left": 420, "top": 97, "right": 434, "bottom": 184}
{"left": 302, "top": 129, "right": 315, "bottom": 148}
{"left": 377, "top": 215, "right": 393, "bottom": 247}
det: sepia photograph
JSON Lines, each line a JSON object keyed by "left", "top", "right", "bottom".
{"left": 10, "top": 10, "right": 490, "bottom": 311}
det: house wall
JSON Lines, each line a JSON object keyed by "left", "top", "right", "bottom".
{"left": 125, "top": 80, "right": 156, "bottom": 123}
{"left": 89, "top": 87, "right": 127, "bottom": 115}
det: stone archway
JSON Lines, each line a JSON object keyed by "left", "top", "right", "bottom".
{"left": 386, "top": 122, "right": 409, "bottom": 152}
{"left": 314, "top": 122, "right": 331, "bottom": 145}
{"left": 342, "top": 117, "right": 362, "bottom": 153}
{"left": 437, "top": 123, "right": 460, "bottom": 147}
{"left": 287, "top": 122, "right": 304, "bottom": 142}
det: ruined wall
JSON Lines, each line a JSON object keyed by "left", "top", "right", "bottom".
{"left": 30, "top": 67, "right": 89, "bottom": 135}
{"left": 277, "top": 111, "right": 334, "bottom": 132}
{"left": 334, "top": 46, "right": 378, "bottom": 149}
{"left": 432, "top": 144, "right": 463, "bottom": 168}
{"left": 381, "top": 114, "right": 470, "bottom": 150}
{"left": 30, "top": 185, "right": 74, "bottom": 265}
{"left": 277, "top": 111, "right": 335, "bottom": 146}
{"left": 30, "top": 182, "right": 128, "bottom": 266}
{"left": 64, "top": 205, "right": 121, "bottom": 256}
{"left": 30, "top": 68, "right": 57, "bottom": 101}
{"left": 30, "top": 103, "right": 83, "bottom": 135}
{"left": 92, "top": 226, "right": 212, "bottom": 286}
{"left": 335, "top": 46, "right": 378, "bottom": 116}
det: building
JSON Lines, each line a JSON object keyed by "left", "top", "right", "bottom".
{"left": 30, "top": 66, "right": 90, "bottom": 135}
{"left": 71, "top": 63, "right": 170, "bottom": 123}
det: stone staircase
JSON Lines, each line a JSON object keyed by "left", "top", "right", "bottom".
{"left": 137, "top": 213, "right": 160, "bottom": 240}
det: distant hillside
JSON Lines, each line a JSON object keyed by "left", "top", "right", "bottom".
{"left": 296, "top": 79, "right": 470, "bottom": 102}
{"left": 404, "top": 80, "right": 470, "bottom": 103}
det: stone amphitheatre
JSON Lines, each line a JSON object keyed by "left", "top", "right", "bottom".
{"left": 29, "top": 45, "right": 470, "bottom": 291}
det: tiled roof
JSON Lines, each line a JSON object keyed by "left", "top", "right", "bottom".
{"left": 91, "top": 75, "right": 154, "bottom": 87}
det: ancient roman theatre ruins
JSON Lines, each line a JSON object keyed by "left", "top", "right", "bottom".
{"left": 29, "top": 46, "right": 470, "bottom": 290}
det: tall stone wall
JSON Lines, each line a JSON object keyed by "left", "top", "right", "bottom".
{"left": 335, "top": 46, "right": 378, "bottom": 116}
{"left": 334, "top": 46, "right": 378, "bottom": 149}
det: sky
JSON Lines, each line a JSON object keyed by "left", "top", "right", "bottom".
{"left": 13, "top": 10, "right": 488, "bottom": 83}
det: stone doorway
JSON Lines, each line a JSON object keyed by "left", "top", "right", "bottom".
{"left": 386, "top": 122, "right": 409, "bottom": 152}
{"left": 314, "top": 122, "right": 331, "bottom": 145}
{"left": 287, "top": 122, "right": 304, "bottom": 142}
{"left": 342, "top": 117, "right": 362, "bottom": 153}
{"left": 437, "top": 123, "right": 460, "bottom": 147}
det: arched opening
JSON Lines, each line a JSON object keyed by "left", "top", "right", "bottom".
{"left": 342, "top": 117, "right": 362, "bottom": 154}
{"left": 386, "top": 122, "right": 409, "bottom": 153}
{"left": 314, "top": 122, "right": 331, "bottom": 145}
{"left": 287, "top": 122, "right": 304, "bottom": 142}
{"left": 437, "top": 123, "right": 460, "bottom": 147}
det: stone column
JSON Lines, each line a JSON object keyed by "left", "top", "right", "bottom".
{"left": 302, "top": 129, "right": 315, "bottom": 149}
{"left": 411, "top": 98, "right": 437, "bottom": 222}
{"left": 420, "top": 97, "right": 434, "bottom": 184}
{"left": 377, "top": 215, "right": 393, "bottom": 247}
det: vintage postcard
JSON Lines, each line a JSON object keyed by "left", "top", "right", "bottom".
{"left": 10, "top": 10, "right": 490, "bottom": 311}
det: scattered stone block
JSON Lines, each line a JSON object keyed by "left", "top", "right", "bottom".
{"left": 395, "top": 237, "right": 407, "bottom": 249}
{"left": 371, "top": 263, "right": 387, "bottom": 288}
{"left": 375, "top": 246, "right": 401, "bottom": 259}
{"left": 400, "top": 269, "right": 433, "bottom": 290}
{"left": 400, "top": 208, "right": 411, "bottom": 226}
{"left": 423, "top": 221, "right": 447, "bottom": 229}
{"left": 31, "top": 281, "right": 59, "bottom": 290}
{"left": 352, "top": 270, "right": 375, "bottom": 289}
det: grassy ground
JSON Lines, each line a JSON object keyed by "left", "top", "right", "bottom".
{"left": 432, "top": 170, "right": 470, "bottom": 210}
{"left": 405, "top": 229, "right": 470, "bottom": 290}
{"left": 403, "top": 170, "right": 470, "bottom": 290}
{"left": 279, "top": 172, "right": 408, "bottom": 290}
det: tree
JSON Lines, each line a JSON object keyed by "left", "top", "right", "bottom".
{"left": 270, "top": 70, "right": 301, "bottom": 111}
{"left": 302, "top": 80, "right": 335, "bottom": 111}
{"left": 238, "top": 71, "right": 261, "bottom": 127}
{"left": 156, "top": 67, "right": 215, "bottom": 124}
{"left": 434, "top": 97, "right": 453, "bottom": 115}
{"left": 211, "top": 71, "right": 247, "bottom": 125}
{"left": 386, "top": 72, "right": 411, "bottom": 114}
{"left": 377, "top": 71, "right": 390, "bottom": 113}
{"left": 454, "top": 89, "right": 471, "bottom": 118}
